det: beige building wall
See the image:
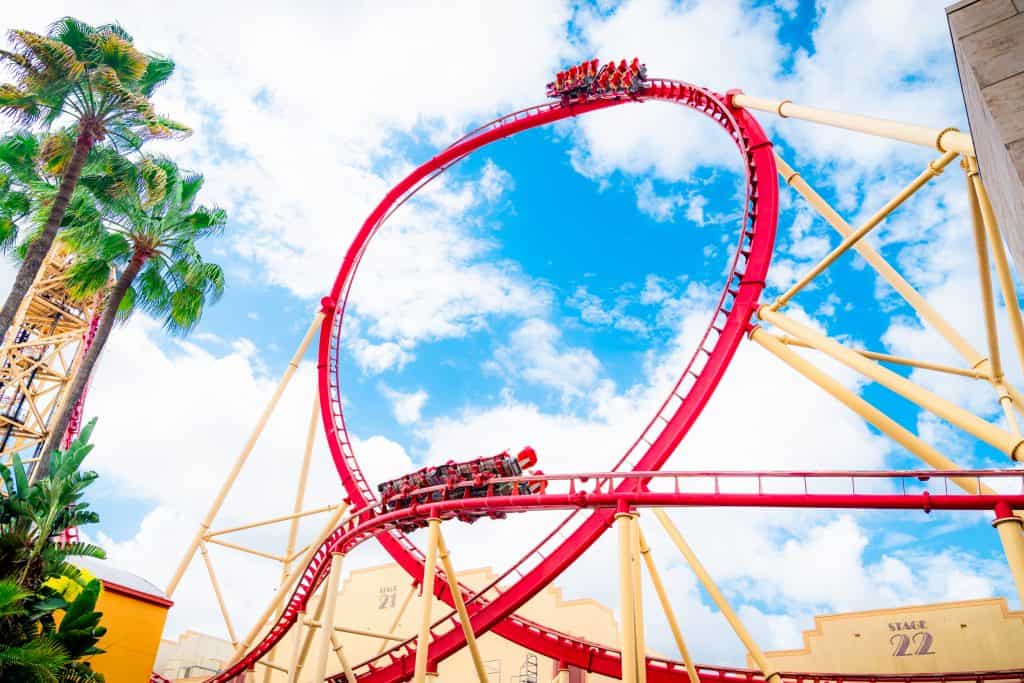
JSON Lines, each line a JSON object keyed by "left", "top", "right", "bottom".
{"left": 157, "top": 629, "right": 235, "bottom": 680}
{"left": 757, "top": 598, "right": 1024, "bottom": 674}
{"left": 267, "top": 563, "right": 621, "bottom": 682}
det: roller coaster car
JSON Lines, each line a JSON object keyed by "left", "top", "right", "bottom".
{"left": 378, "top": 447, "right": 547, "bottom": 533}
{"left": 546, "top": 57, "right": 646, "bottom": 100}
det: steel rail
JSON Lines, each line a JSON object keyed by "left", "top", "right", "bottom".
{"left": 209, "top": 469, "right": 1024, "bottom": 682}
{"left": 297, "top": 78, "right": 780, "bottom": 683}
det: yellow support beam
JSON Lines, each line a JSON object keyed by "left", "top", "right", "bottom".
{"left": 377, "top": 582, "right": 417, "bottom": 655}
{"left": 414, "top": 518, "right": 442, "bottom": 683}
{"left": 653, "top": 509, "right": 780, "bottom": 683}
{"left": 752, "top": 329, "right": 997, "bottom": 493}
{"left": 774, "top": 153, "right": 986, "bottom": 371}
{"left": 630, "top": 514, "right": 647, "bottom": 683}
{"left": 731, "top": 93, "right": 974, "bottom": 155}
{"left": 311, "top": 552, "right": 344, "bottom": 683}
{"left": 436, "top": 529, "right": 489, "bottom": 683}
{"left": 638, "top": 529, "right": 699, "bottom": 683}
{"left": 772, "top": 151, "right": 959, "bottom": 311}
{"left": 971, "top": 164, "right": 1024, "bottom": 379}
{"left": 167, "top": 310, "right": 325, "bottom": 596}
{"left": 617, "top": 511, "right": 639, "bottom": 683}
{"left": 758, "top": 307, "right": 1024, "bottom": 460}
{"left": 993, "top": 510, "right": 1024, "bottom": 608}
{"left": 776, "top": 335, "right": 986, "bottom": 379}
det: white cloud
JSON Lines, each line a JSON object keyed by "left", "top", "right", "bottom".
{"left": 486, "top": 318, "right": 603, "bottom": 400}
{"left": 635, "top": 179, "right": 686, "bottom": 222}
{"left": 640, "top": 274, "right": 671, "bottom": 305}
{"left": 3, "top": 0, "right": 571, "bottom": 353}
{"left": 569, "top": 0, "right": 783, "bottom": 182}
{"left": 349, "top": 337, "right": 414, "bottom": 375}
{"left": 379, "top": 385, "right": 429, "bottom": 425}
{"left": 566, "top": 285, "right": 650, "bottom": 336}
{"left": 779, "top": 0, "right": 967, "bottom": 172}
{"left": 81, "top": 314, "right": 417, "bottom": 637}
{"left": 685, "top": 192, "right": 708, "bottom": 226}
{"left": 3, "top": 0, "right": 1013, "bottom": 665}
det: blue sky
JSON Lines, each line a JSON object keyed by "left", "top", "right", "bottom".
{"left": 3, "top": 0, "right": 1021, "bottom": 666}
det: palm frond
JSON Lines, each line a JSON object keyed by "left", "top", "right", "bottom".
{"left": 93, "top": 32, "right": 147, "bottom": 82}
{"left": 0, "top": 637, "right": 68, "bottom": 679}
{"left": 137, "top": 55, "right": 174, "bottom": 97}
{"left": 47, "top": 18, "right": 96, "bottom": 60}
{"left": 65, "top": 257, "right": 114, "bottom": 301}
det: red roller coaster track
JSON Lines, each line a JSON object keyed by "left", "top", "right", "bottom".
{"left": 210, "top": 79, "right": 1024, "bottom": 682}
{"left": 215, "top": 469, "right": 1024, "bottom": 682}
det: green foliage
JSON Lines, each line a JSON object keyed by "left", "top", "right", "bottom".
{"left": 0, "top": 421, "right": 106, "bottom": 682}
{"left": 64, "top": 156, "right": 226, "bottom": 333}
{"left": 0, "top": 129, "right": 143, "bottom": 257}
{"left": 0, "top": 17, "right": 188, "bottom": 149}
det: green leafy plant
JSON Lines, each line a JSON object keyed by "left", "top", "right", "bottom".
{"left": 0, "top": 420, "right": 107, "bottom": 682}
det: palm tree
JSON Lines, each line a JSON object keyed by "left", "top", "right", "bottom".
{"left": 0, "top": 130, "right": 144, "bottom": 255}
{"left": 0, "top": 17, "right": 188, "bottom": 343}
{"left": 36, "top": 159, "right": 226, "bottom": 470}
{"left": 0, "top": 133, "right": 37, "bottom": 252}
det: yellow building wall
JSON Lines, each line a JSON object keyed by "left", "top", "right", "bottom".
{"left": 758, "top": 598, "right": 1024, "bottom": 674}
{"left": 87, "top": 585, "right": 171, "bottom": 683}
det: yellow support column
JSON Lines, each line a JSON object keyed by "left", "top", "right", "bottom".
{"left": 436, "top": 530, "right": 488, "bottom": 683}
{"left": 376, "top": 582, "right": 416, "bottom": 655}
{"left": 993, "top": 502, "right": 1024, "bottom": 607}
{"left": 654, "top": 509, "right": 780, "bottom": 683}
{"left": 332, "top": 633, "right": 357, "bottom": 683}
{"left": 556, "top": 663, "right": 569, "bottom": 683}
{"left": 616, "top": 509, "right": 638, "bottom": 683}
{"left": 285, "top": 611, "right": 305, "bottom": 683}
{"left": 638, "top": 530, "right": 700, "bottom": 683}
{"left": 414, "top": 518, "right": 442, "bottom": 683}
{"left": 311, "top": 551, "right": 345, "bottom": 683}
{"left": 750, "top": 328, "right": 990, "bottom": 492}
{"left": 966, "top": 159, "right": 1004, "bottom": 380}
{"left": 971, "top": 166, "right": 1024, "bottom": 378}
{"left": 630, "top": 514, "right": 647, "bottom": 683}
{"left": 230, "top": 502, "right": 349, "bottom": 663}
{"left": 264, "top": 392, "right": 323, "bottom": 683}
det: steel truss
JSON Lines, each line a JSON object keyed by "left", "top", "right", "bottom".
{"left": 172, "top": 78, "right": 1024, "bottom": 683}
{"left": 0, "top": 241, "right": 101, "bottom": 480}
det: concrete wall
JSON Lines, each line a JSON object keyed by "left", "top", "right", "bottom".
{"left": 948, "top": 0, "right": 1024, "bottom": 272}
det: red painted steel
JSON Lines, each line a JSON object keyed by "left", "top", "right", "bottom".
{"left": 210, "top": 469, "right": 1024, "bottom": 682}
{"left": 310, "top": 80, "right": 778, "bottom": 682}
{"left": 213, "top": 79, "right": 1017, "bottom": 683}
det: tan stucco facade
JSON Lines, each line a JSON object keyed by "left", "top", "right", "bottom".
{"left": 157, "top": 629, "right": 235, "bottom": 680}
{"left": 757, "top": 598, "right": 1024, "bottom": 674}
{"left": 258, "top": 562, "right": 621, "bottom": 681}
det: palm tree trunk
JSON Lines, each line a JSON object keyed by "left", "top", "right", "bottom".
{"left": 0, "top": 122, "right": 98, "bottom": 344}
{"left": 35, "top": 250, "right": 148, "bottom": 477}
